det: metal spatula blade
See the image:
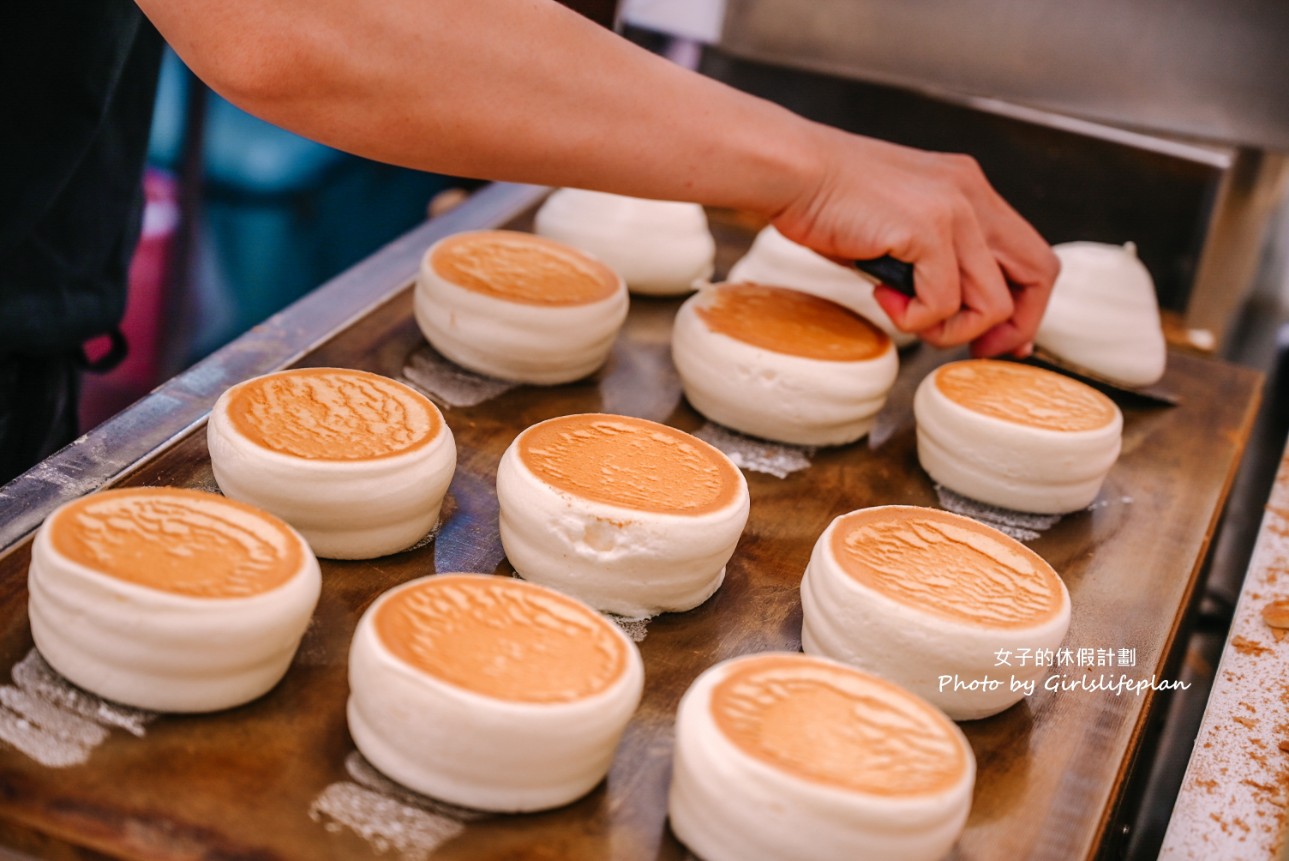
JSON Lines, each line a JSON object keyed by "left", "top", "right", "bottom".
{"left": 1028, "top": 348, "right": 1180, "bottom": 406}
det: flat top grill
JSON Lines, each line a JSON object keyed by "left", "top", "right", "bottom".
{"left": 0, "top": 183, "right": 1264, "bottom": 860}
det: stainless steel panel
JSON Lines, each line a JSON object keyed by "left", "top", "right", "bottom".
{"left": 719, "top": 0, "right": 1289, "bottom": 151}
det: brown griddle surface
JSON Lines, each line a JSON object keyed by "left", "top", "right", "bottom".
{"left": 0, "top": 206, "right": 1263, "bottom": 860}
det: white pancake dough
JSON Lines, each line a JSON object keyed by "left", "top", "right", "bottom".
{"left": 496, "top": 413, "right": 749, "bottom": 617}
{"left": 534, "top": 188, "right": 715, "bottom": 295}
{"left": 802, "top": 505, "right": 1071, "bottom": 720}
{"left": 27, "top": 487, "right": 321, "bottom": 712}
{"left": 1036, "top": 241, "right": 1167, "bottom": 386}
{"left": 208, "top": 368, "right": 456, "bottom": 559}
{"left": 914, "top": 359, "right": 1123, "bottom": 514}
{"left": 728, "top": 224, "right": 914, "bottom": 346}
{"left": 348, "top": 574, "right": 644, "bottom": 812}
{"left": 414, "top": 229, "right": 628, "bottom": 383}
{"left": 672, "top": 282, "right": 898, "bottom": 446}
{"left": 669, "top": 652, "right": 974, "bottom": 861}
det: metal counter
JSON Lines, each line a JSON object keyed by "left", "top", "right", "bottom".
{"left": 1160, "top": 438, "right": 1289, "bottom": 858}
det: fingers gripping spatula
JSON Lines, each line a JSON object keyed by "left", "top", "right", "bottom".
{"left": 855, "top": 256, "right": 916, "bottom": 298}
{"left": 857, "top": 256, "right": 1176, "bottom": 452}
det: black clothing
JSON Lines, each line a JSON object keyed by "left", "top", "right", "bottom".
{"left": 0, "top": 2, "right": 163, "bottom": 482}
{"left": 0, "top": 353, "right": 80, "bottom": 485}
{"left": 1, "top": 2, "right": 163, "bottom": 354}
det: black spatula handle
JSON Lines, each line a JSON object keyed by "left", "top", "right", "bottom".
{"left": 855, "top": 256, "right": 915, "bottom": 298}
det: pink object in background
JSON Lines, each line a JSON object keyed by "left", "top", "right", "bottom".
{"left": 80, "top": 168, "right": 180, "bottom": 431}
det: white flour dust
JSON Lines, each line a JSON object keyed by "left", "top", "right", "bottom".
{"left": 402, "top": 349, "right": 514, "bottom": 409}
{"left": 934, "top": 485, "right": 1063, "bottom": 541}
{"left": 692, "top": 424, "right": 814, "bottom": 479}
{"left": 310, "top": 783, "right": 464, "bottom": 860}
{"left": 0, "top": 649, "right": 155, "bottom": 768}
{"left": 608, "top": 614, "right": 652, "bottom": 643}
{"left": 309, "top": 751, "right": 486, "bottom": 859}
{"left": 186, "top": 476, "right": 223, "bottom": 496}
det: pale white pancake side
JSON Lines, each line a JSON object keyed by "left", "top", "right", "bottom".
{"left": 534, "top": 188, "right": 715, "bottom": 296}
{"left": 1036, "top": 241, "right": 1167, "bottom": 387}
{"left": 347, "top": 574, "right": 644, "bottom": 812}
{"left": 207, "top": 370, "right": 457, "bottom": 560}
{"left": 913, "top": 365, "right": 1123, "bottom": 514}
{"left": 496, "top": 416, "right": 750, "bottom": 617}
{"left": 672, "top": 285, "right": 898, "bottom": 445}
{"left": 668, "top": 653, "right": 974, "bottom": 861}
{"left": 28, "top": 490, "right": 321, "bottom": 712}
{"left": 801, "top": 506, "right": 1072, "bottom": 720}
{"left": 727, "top": 224, "right": 915, "bottom": 346}
{"left": 414, "top": 234, "right": 628, "bottom": 384}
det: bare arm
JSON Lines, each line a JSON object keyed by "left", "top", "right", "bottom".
{"left": 135, "top": 0, "right": 1057, "bottom": 354}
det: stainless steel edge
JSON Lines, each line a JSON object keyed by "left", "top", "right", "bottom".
{"left": 0, "top": 182, "right": 552, "bottom": 553}
{"left": 717, "top": 0, "right": 1289, "bottom": 153}
{"left": 1159, "top": 438, "right": 1289, "bottom": 859}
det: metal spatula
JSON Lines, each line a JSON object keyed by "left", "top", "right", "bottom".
{"left": 855, "top": 256, "right": 1178, "bottom": 406}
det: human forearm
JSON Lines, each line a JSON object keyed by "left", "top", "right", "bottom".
{"left": 137, "top": 0, "right": 818, "bottom": 217}
{"left": 135, "top": 0, "right": 1059, "bottom": 354}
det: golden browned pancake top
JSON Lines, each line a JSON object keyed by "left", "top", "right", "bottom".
{"left": 375, "top": 575, "right": 628, "bottom": 703}
{"left": 711, "top": 654, "right": 968, "bottom": 796}
{"left": 830, "top": 506, "right": 1064, "bottom": 628}
{"left": 226, "top": 368, "right": 441, "bottom": 461}
{"left": 695, "top": 282, "right": 890, "bottom": 361}
{"left": 50, "top": 487, "right": 303, "bottom": 598}
{"left": 430, "top": 230, "right": 619, "bottom": 306}
{"left": 934, "top": 360, "right": 1117, "bottom": 432}
{"left": 517, "top": 414, "right": 740, "bottom": 516}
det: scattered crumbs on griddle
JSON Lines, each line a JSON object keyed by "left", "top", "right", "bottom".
{"left": 608, "top": 613, "right": 652, "bottom": 643}
{"left": 692, "top": 423, "right": 814, "bottom": 479}
{"left": 401, "top": 347, "right": 515, "bottom": 409}
{"left": 308, "top": 751, "right": 487, "bottom": 859}
{"left": 933, "top": 485, "right": 1062, "bottom": 542}
{"left": 0, "top": 649, "right": 155, "bottom": 768}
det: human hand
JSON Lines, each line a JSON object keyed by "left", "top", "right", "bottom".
{"left": 770, "top": 125, "right": 1059, "bottom": 357}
